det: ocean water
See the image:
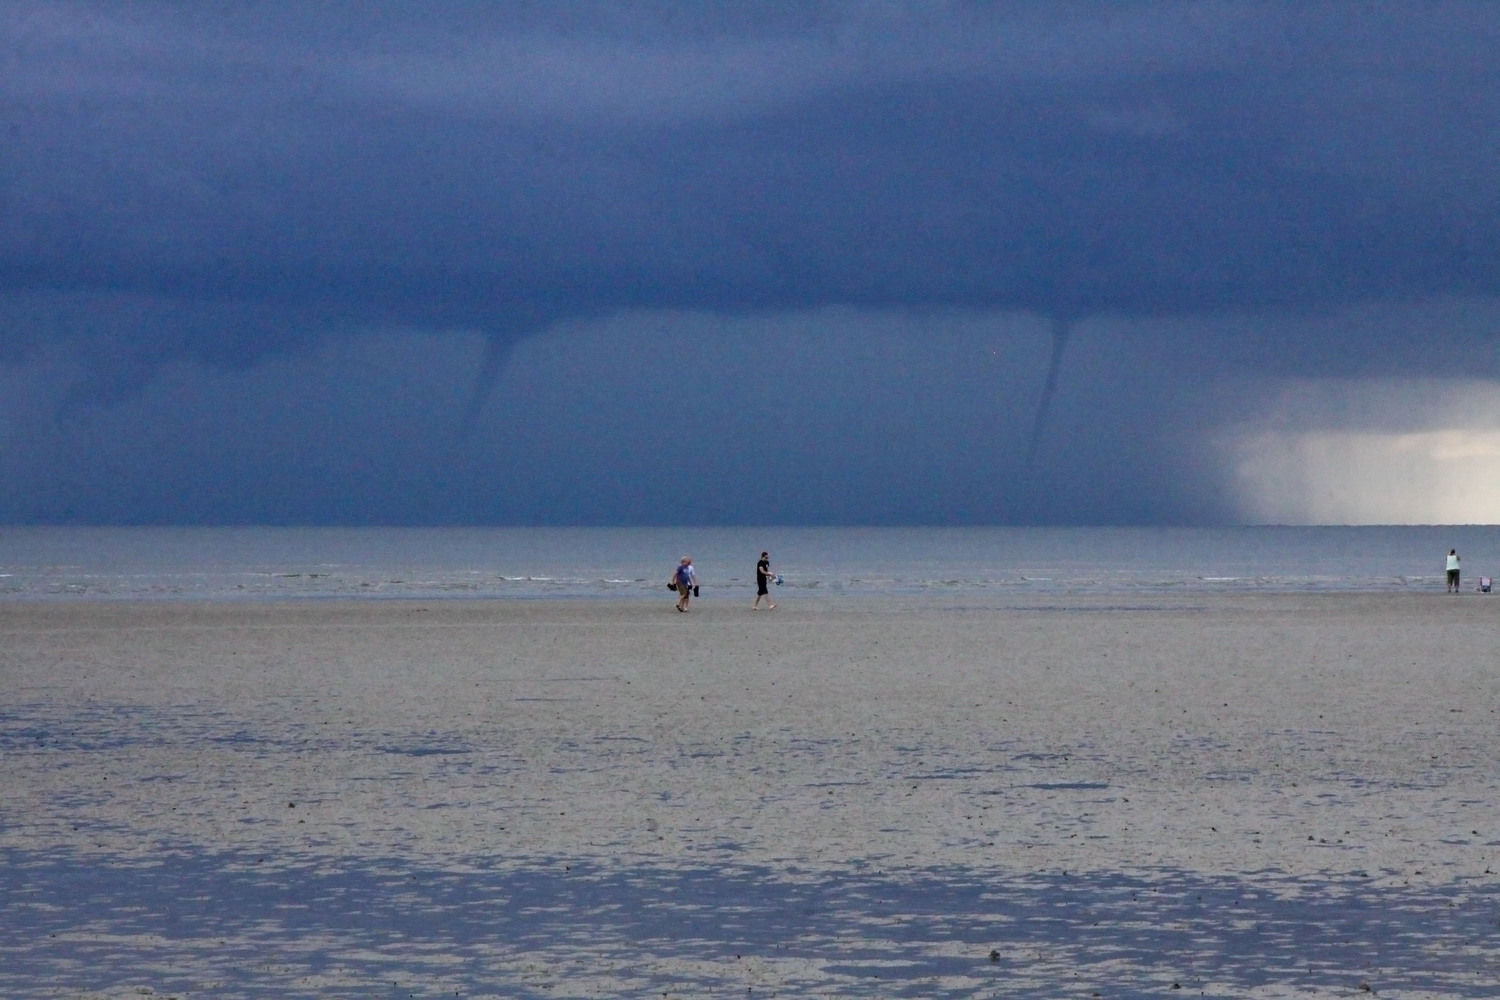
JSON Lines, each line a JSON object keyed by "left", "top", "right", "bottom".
{"left": 1, "top": 524, "right": 1497, "bottom": 600}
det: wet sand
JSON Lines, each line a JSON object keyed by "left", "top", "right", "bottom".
{"left": 3, "top": 594, "right": 1498, "bottom": 997}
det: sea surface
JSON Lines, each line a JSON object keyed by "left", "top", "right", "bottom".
{"left": 1, "top": 524, "right": 1497, "bottom": 600}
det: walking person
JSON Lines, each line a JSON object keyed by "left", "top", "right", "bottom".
{"left": 1446, "top": 549, "right": 1461, "bottom": 593}
{"left": 674, "top": 556, "right": 697, "bottom": 612}
{"left": 753, "top": 551, "right": 776, "bottom": 610}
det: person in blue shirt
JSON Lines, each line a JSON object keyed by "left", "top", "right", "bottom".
{"left": 674, "top": 557, "right": 697, "bottom": 612}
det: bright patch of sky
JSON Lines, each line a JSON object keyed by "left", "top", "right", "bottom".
{"left": 1223, "top": 381, "right": 1500, "bottom": 524}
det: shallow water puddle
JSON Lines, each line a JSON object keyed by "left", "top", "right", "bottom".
{"left": 3, "top": 849, "right": 1496, "bottom": 998}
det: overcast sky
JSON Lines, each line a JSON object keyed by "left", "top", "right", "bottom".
{"left": 3, "top": 1, "right": 1499, "bottom": 525}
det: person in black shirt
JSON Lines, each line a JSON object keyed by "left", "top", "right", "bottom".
{"left": 753, "top": 551, "right": 776, "bottom": 610}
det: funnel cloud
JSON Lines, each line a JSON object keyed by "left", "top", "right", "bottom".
{"left": 2, "top": 3, "right": 1498, "bottom": 524}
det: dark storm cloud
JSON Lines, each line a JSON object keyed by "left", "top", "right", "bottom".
{"left": 4, "top": 2, "right": 1500, "bottom": 526}
{"left": 4, "top": 1, "right": 1498, "bottom": 367}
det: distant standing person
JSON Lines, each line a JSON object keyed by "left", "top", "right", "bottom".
{"left": 674, "top": 557, "right": 697, "bottom": 612}
{"left": 753, "top": 551, "right": 776, "bottom": 610}
{"left": 1446, "top": 549, "right": 1461, "bottom": 593}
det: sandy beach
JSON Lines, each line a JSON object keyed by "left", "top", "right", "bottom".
{"left": 3, "top": 593, "right": 1498, "bottom": 997}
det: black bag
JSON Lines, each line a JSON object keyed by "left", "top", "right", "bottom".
{"left": 693, "top": 585, "right": 700, "bottom": 597}
{"left": 668, "top": 581, "right": 677, "bottom": 592}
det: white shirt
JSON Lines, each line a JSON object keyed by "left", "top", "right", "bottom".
{"left": 1446, "top": 553, "right": 1460, "bottom": 571}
